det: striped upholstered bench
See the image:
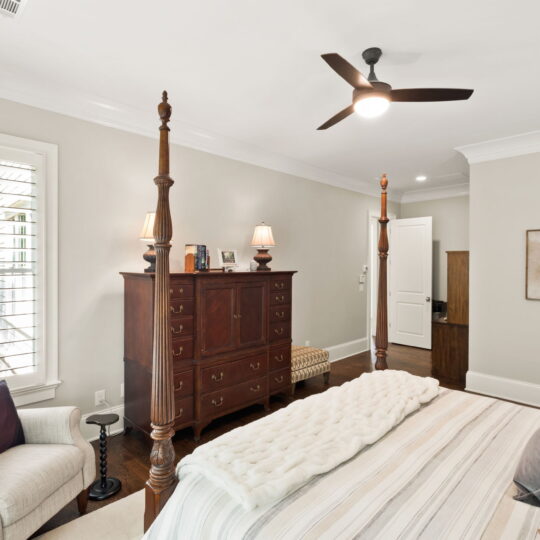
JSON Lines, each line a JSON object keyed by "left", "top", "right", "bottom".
{"left": 291, "top": 345, "right": 331, "bottom": 396}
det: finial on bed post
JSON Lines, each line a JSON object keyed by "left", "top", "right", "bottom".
{"left": 144, "top": 91, "right": 178, "bottom": 532}
{"left": 375, "top": 174, "right": 389, "bottom": 370}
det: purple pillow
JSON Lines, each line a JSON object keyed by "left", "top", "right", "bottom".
{"left": 514, "top": 428, "right": 540, "bottom": 506}
{"left": 0, "top": 380, "right": 25, "bottom": 453}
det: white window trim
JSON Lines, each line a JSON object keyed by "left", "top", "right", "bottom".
{"left": 0, "top": 133, "right": 59, "bottom": 406}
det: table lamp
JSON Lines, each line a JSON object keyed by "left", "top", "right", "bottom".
{"left": 250, "top": 222, "right": 276, "bottom": 271}
{"left": 139, "top": 211, "right": 156, "bottom": 273}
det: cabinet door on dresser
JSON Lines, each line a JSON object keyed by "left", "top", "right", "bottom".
{"left": 198, "top": 280, "right": 237, "bottom": 357}
{"left": 236, "top": 280, "right": 267, "bottom": 349}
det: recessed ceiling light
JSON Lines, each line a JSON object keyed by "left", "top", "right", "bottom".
{"left": 415, "top": 175, "right": 427, "bottom": 182}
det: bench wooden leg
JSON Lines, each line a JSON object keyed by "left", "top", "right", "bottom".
{"left": 77, "top": 488, "right": 89, "bottom": 515}
{"left": 290, "top": 383, "right": 296, "bottom": 397}
{"left": 323, "top": 372, "right": 330, "bottom": 385}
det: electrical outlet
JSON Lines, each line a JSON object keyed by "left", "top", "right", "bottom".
{"left": 305, "top": 340, "right": 310, "bottom": 346}
{"left": 95, "top": 389, "right": 106, "bottom": 407}
{"left": 120, "top": 383, "right": 124, "bottom": 399}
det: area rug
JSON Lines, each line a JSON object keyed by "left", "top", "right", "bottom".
{"left": 36, "top": 490, "right": 144, "bottom": 540}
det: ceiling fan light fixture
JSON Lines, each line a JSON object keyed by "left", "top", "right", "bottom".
{"left": 353, "top": 96, "right": 390, "bottom": 118}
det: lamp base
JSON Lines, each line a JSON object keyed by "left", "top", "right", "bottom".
{"left": 254, "top": 249, "right": 272, "bottom": 271}
{"left": 143, "top": 244, "right": 156, "bottom": 273}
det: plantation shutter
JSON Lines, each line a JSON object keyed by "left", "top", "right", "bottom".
{"left": 0, "top": 158, "right": 37, "bottom": 377}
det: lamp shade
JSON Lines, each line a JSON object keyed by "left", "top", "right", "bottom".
{"left": 251, "top": 222, "right": 276, "bottom": 248}
{"left": 139, "top": 212, "right": 155, "bottom": 242}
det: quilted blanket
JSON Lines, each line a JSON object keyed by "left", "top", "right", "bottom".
{"left": 177, "top": 370, "right": 439, "bottom": 510}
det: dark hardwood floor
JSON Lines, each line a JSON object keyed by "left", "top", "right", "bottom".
{"left": 36, "top": 343, "right": 450, "bottom": 535}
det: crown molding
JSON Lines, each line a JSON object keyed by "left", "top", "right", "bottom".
{"left": 0, "top": 80, "right": 403, "bottom": 201}
{"left": 456, "top": 131, "right": 540, "bottom": 164}
{"left": 400, "top": 182, "right": 469, "bottom": 203}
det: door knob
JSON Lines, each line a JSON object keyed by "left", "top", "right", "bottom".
{"left": 426, "top": 296, "right": 431, "bottom": 302}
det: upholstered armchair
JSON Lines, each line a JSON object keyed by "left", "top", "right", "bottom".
{"left": 0, "top": 406, "right": 95, "bottom": 540}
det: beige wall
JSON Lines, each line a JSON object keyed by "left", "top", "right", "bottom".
{"left": 401, "top": 196, "right": 469, "bottom": 301}
{"left": 467, "top": 152, "right": 540, "bottom": 406}
{"left": 0, "top": 98, "right": 396, "bottom": 414}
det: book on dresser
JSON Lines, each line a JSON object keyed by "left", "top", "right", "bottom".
{"left": 121, "top": 271, "right": 296, "bottom": 440}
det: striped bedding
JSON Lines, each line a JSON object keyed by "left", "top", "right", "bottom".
{"left": 145, "top": 389, "right": 540, "bottom": 539}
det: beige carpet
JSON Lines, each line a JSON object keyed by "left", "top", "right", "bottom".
{"left": 36, "top": 490, "right": 144, "bottom": 540}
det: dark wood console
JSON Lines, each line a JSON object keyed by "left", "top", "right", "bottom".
{"left": 122, "top": 271, "right": 295, "bottom": 439}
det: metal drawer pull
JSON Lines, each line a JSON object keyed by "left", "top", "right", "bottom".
{"left": 250, "top": 384, "right": 261, "bottom": 392}
{"left": 275, "top": 311, "right": 285, "bottom": 318}
{"left": 170, "top": 287, "right": 184, "bottom": 295}
{"left": 250, "top": 362, "right": 260, "bottom": 370}
{"left": 175, "top": 380, "right": 184, "bottom": 390}
{"left": 211, "top": 372, "right": 224, "bottom": 382}
{"left": 212, "top": 397, "right": 224, "bottom": 407}
{"left": 275, "top": 295, "right": 285, "bottom": 303}
{"left": 175, "top": 408, "right": 184, "bottom": 418}
{"left": 170, "top": 305, "right": 184, "bottom": 314}
{"left": 233, "top": 313, "right": 243, "bottom": 319}
{"left": 274, "top": 375, "right": 284, "bottom": 383}
{"left": 274, "top": 282, "right": 285, "bottom": 289}
{"left": 171, "top": 324, "right": 184, "bottom": 334}
{"left": 173, "top": 346, "right": 184, "bottom": 356}
{"left": 275, "top": 354, "right": 284, "bottom": 362}
{"left": 274, "top": 328, "right": 284, "bottom": 336}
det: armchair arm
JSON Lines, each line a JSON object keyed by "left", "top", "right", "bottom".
{"left": 18, "top": 406, "right": 81, "bottom": 445}
{"left": 18, "top": 406, "right": 96, "bottom": 487}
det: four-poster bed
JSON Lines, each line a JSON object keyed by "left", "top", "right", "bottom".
{"left": 142, "top": 93, "right": 540, "bottom": 537}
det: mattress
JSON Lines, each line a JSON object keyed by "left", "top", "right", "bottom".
{"left": 145, "top": 388, "right": 540, "bottom": 539}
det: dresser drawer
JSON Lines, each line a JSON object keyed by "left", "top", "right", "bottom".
{"left": 270, "top": 321, "right": 291, "bottom": 342}
{"left": 169, "top": 298, "right": 194, "bottom": 318}
{"left": 270, "top": 277, "right": 291, "bottom": 292}
{"left": 201, "top": 352, "right": 268, "bottom": 392}
{"left": 269, "top": 344, "right": 291, "bottom": 371}
{"left": 174, "top": 396, "right": 194, "bottom": 427}
{"left": 173, "top": 369, "right": 193, "bottom": 397}
{"left": 270, "top": 305, "right": 291, "bottom": 323}
{"left": 169, "top": 282, "right": 194, "bottom": 299}
{"left": 269, "top": 368, "right": 291, "bottom": 392}
{"left": 269, "top": 291, "right": 291, "bottom": 306}
{"left": 200, "top": 376, "right": 267, "bottom": 418}
{"left": 171, "top": 317, "right": 193, "bottom": 338}
{"left": 172, "top": 338, "right": 193, "bottom": 361}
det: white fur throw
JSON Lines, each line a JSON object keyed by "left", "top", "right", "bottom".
{"left": 178, "top": 370, "right": 439, "bottom": 509}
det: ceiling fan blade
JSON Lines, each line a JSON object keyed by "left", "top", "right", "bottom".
{"left": 317, "top": 105, "right": 355, "bottom": 130}
{"left": 321, "top": 53, "right": 372, "bottom": 89}
{"left": 390, "top": 88, "right": 474, "bottom": 102}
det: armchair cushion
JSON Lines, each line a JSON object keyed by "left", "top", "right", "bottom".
{"left": 0, "top": 380, "right": 24, "bottom": 454}
{"left": 0, "top": 444, "right": 84, "bottom": 526}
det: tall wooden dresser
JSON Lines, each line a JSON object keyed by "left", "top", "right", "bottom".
{"left": 121, "top": 271, "right": 296, "bottom": 439}
{"left": 432, "top": 251, "right": 469, "bottom": 386}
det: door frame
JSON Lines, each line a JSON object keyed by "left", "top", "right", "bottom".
{"left": 366, "top": 208, "right": 396, "bottom": 345}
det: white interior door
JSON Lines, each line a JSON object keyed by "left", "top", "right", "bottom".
{"left": 389, "top": 217, "right": 432, "bottom": 349}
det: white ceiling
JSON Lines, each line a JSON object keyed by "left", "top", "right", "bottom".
{"left": 1, "top": 0, "right": 539, "bottom": 199}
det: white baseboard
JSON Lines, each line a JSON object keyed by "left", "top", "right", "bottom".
{"left": 466, "top": 371, "right": 540, "bottom": 408}
{"left": 325, "top": 338, "right": 369, "bottom": 363}
{"left": 80, "top": 404, "right": 125, "bottom": 442}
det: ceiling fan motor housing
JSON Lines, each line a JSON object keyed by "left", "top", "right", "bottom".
{"left": 353, "top": 81, "right": 391, "bottom": 104}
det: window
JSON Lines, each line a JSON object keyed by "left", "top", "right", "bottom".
{"left": 0, "top": 134, "right": 58, "bottom": 405}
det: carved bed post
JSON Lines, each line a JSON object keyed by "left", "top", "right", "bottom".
{"left": 375, "top": 174, "right": 389, "bottom": 370}
{"left": 144, "top": 91, "right": 178, "bottom": 532}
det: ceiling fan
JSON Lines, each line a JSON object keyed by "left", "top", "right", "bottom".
{"left": 318, "top": 47, "right": 473, "bottom": 130}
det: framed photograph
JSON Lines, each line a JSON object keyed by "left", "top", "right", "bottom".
{"left": 216, "top": 249, "right": 239, "bottom": 268}
{"left": 526, "top": 230, "right": 540, "bottom": 300}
